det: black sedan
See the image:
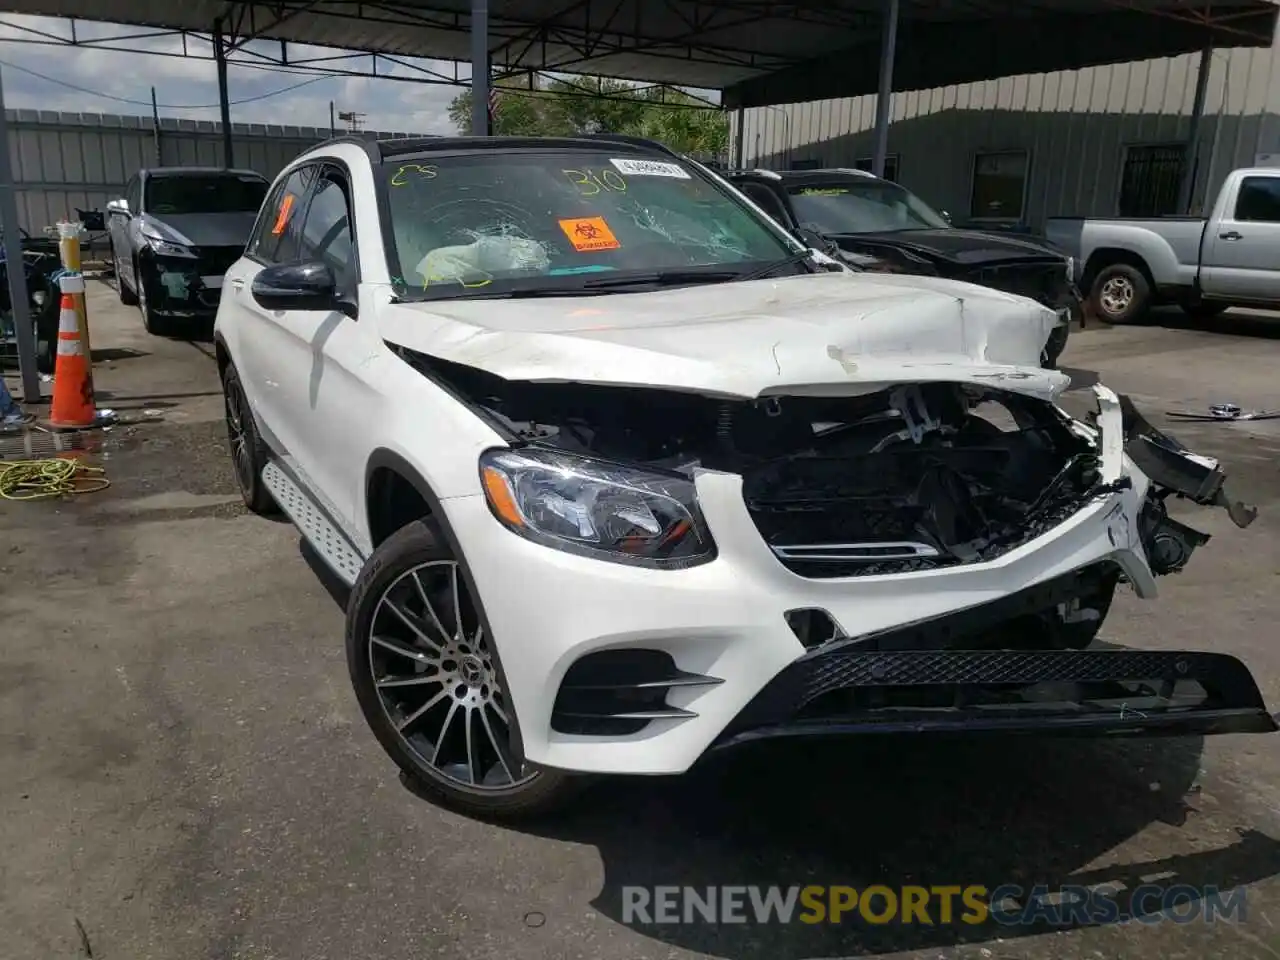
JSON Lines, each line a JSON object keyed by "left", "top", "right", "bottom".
{"left": 725, "top": 168, "right": 1078, "bottom": 368}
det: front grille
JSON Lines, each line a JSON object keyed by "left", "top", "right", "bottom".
{"left": 192, "top": 245, "right": 245, "bottom": 277}
{"left": 972, "top": 262, "right": 1068, "bottom": 307}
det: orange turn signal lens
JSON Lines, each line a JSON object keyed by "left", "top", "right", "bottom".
{"left": 481, "top": 465, "right": 525, "bottom": 527}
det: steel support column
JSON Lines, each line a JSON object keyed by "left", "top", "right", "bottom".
{"left": 871, "top": 0, "right": 900, "bottom": 178}
{"left": 733, "top": 105, "right": 745, "bottom": 169}
{"left": 214, "top": 21, "right": 234, "bottom": 167}
{"left": 471, "top": 0, "right": 490, "bottom": 136}
{"left": 0, "top": 66, "right": 38, "bottom": 403}
{"left": 1178, "top": 43, "right": 1213, "bottom": 214}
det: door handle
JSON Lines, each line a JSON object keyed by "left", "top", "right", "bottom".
{"left": 1220, "top": 230, "right": 1243, "bottom": 241}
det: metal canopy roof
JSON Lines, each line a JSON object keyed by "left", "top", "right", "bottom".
{"left": 0, "top": 0, "right": 1276, "bottom": 107}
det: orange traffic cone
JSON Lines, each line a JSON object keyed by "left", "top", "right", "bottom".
{"left": 48, "top": 280, "right": 96, "bottom": 430}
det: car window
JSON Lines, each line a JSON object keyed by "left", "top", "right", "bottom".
{"left": 739, "top": 183, "right": 791, "bottom": 225}
{"left": 380, "top": 150, "right": 798, "bottom": 300}
{"left": 125, "top": 176, "right": 140, "bottom": 212}
{"left": 786, "top": 180, "right": 949, "bottom": 234}
{"left": 249, "top": 166, "right": 315, "bottom": 265}
{"left": 1234, "top": 177, "right": 1280, "bottom": 223}
{"left": 144, "top": 174, "right": 269, "bottom": 216}
{"left": 300, "top": 170, "right": 356, "bottom": 292}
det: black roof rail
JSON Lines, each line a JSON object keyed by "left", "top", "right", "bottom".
{"left": 296, "top": 134, "right": 382, "bottom": 164}
{"left": 579, "top": 133, "right": 682, "bottom": 159}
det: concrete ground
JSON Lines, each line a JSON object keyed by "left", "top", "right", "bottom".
{"left": 3, "top": 284, "right": 1280, "bottom": 960}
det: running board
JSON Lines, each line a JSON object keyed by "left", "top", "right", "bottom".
{"left": 261, "top": 460, "right": 367, "bottom": 587}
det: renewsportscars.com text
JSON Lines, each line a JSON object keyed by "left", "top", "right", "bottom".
{"left": 621, "top": 884, "right": 1247, "bottom": 926}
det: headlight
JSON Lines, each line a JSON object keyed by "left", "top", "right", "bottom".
{"left": 478, "top": 447, "right": 716, "bottom": 568}
{"left": 141, "top": 231, "right": 196, "bottom": 258}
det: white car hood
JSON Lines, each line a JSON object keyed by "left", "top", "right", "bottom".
{"left": 377, "top": 271, "right": 1070, "bottom": 401}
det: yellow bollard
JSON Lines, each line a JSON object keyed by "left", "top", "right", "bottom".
{"left": 56, "top": 220, "right": 91, "bottom": 362}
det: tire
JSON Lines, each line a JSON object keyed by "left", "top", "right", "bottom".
{"left": 1089, "top": 263, "right": 1150, "bottom": 325}
{"left": 346, "top": 519, "right": 579, "bottom": 820}
{"left": 112, "top": 243, "right": 138, "bottom": 306}
{"left": 1047, "top": 575, "right": 1119, "bottom": 651}
{"left": 32, "top": 283, "right": 58, "bottom": 374}
{"left": 221, "top": 362, "right": 277, "bottom": 516}
{"left": 135, "top": 258, "right": 169, "bottom": 335}
{"left": 1041, "top": 322, "right": 1069, "bottom": 369}
{"left": 1181, "top": 301, "right": 1229, "bottom": 321}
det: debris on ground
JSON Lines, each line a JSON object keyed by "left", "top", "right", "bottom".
{"left": 0, "top": 457, "right": 109, "bottom": 500}
{"left": 1166, "top": 403, "right": 1280, "bottom": 422}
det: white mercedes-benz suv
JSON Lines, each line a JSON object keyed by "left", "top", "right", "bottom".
{"left": 214, "top": 134, "right": 1274, "bottom": 819}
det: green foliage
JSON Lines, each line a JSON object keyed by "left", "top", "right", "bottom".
{"left": 447, "top": 75, "right": 728, "bottom": 158}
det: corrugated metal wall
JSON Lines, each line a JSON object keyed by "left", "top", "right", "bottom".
{"left": 734, "top": 31, "right": 1280, "bottom": 230}
{"left": 4, "top": 110, "right": 423, "bottom": 234}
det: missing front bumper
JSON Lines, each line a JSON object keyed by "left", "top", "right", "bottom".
{"left": 711, "top": 647, "right": 1278, "bottom": 748}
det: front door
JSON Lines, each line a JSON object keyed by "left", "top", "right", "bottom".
{"left": 233, "top": 163, "right": 372, "bottom": 537}
{"left": 1200, "top": 173, "right": 1280, "bottom": 303}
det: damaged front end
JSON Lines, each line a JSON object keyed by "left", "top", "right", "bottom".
{"left": 397, "top": 346, "right": 1276, "bottom": 742}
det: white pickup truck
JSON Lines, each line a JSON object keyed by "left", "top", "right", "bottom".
{"left": 1046, "top": 167, "right": 1280, "bottom": 323}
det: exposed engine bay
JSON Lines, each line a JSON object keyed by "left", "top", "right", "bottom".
{"left": 401, "top": 347, "right": 1256, "bottom": 589}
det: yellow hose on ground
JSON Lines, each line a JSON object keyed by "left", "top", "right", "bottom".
{"left": 0, "top": 458, "right": 109, "bottom": 500}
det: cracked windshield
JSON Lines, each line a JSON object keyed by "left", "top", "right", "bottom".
{"left": 382, "top": 151, "right": 795, "bottom": 299}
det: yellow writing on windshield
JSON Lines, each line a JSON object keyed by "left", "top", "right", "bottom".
{"left": 391, "top": 164, "right": 439, "bottom": 186}
{"left": 563, "top": 168, "right": 627, "bottom": 196}
{"left": 798, "top": 188, "right": 848, "bottom": 196}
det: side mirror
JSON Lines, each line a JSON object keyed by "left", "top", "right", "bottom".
{"left": 252, "top": 260, "right": 351, "bottom": 315}
{"left": 940, "top": 210, "right": 952, "bottom": 224}
{"left": 106, "top": 198, "right": 130, "bottom": 217}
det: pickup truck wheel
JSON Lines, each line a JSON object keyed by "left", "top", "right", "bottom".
{"left": 221, "top": 363, "right": 277, "bottom": 516}
{"left": 1090, "top": 264, "right": 1149, "bottom": 324}
{"left": 346, "top": 519, "right": 580, "bottom": 821}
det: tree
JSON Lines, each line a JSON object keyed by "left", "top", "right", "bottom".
{"left": 446, "top": 74, "right": 728, "bottom": 158}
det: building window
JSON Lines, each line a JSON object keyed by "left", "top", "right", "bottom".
{"left": 854, "top": 156, "right": 900, "bottom": 182}
{"left": 789, "top": 158, "right": 822, "bottom": 170}
{"left": 1118, "top": 144, "right": 1186, "bottom": 217}
{"left": 970, "top": 151, "right": 1028, "bottom": 220}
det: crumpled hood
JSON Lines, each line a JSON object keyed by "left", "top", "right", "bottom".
{"left": 377, "top": 271, "right": 1070, "bottom": 401}
{"left": 833, "top": 227, "right": 1064, "bottom": 266}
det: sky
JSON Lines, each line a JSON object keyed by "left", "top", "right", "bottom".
{"left": 0, "top": 14, "right": 467, "bottom": 136}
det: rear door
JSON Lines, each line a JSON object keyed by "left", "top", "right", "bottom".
{"left": 1200, "top": 173, "right": 1280, "bottom": 302}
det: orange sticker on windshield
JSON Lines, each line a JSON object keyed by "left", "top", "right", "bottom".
{"left": 558, "top": 216, "right": 620, "bottom": 252}
{"left": 271, "top": 193, "right": 295, "bottom": 235}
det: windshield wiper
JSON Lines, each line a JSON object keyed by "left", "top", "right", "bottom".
{"left": 734, "top": 250, "right": 818, "bottom": 283}
{"left": 578, "top": 269, "right": 741, "bottom": 290}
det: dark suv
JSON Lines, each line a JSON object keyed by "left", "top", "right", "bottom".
{"left": 727, "top": 168, "right": 1078, "bottom": 368}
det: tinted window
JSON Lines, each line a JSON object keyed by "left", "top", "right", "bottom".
{"left": 381, "top": 150, "right": 796, "bottom": 301}
{"left": 125, "top": 176, "right": 140, "bottom": 211}
{"left": 739, "top": 183, "right": 791, "bottom": 225}
{"left": 787, "top": 179, "right": 949, "bottom": 234}
{"left": 145, "top": 174, "right": 269, "bottom": 215}
{"left": 300, "top": 171, "right": 356, "bottom": 292}
{"left": 249, "top": 167, "right": 315, "bottom": 264}
{"left": 1234, "top": 177, "right": 1280, "bottom": 223}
